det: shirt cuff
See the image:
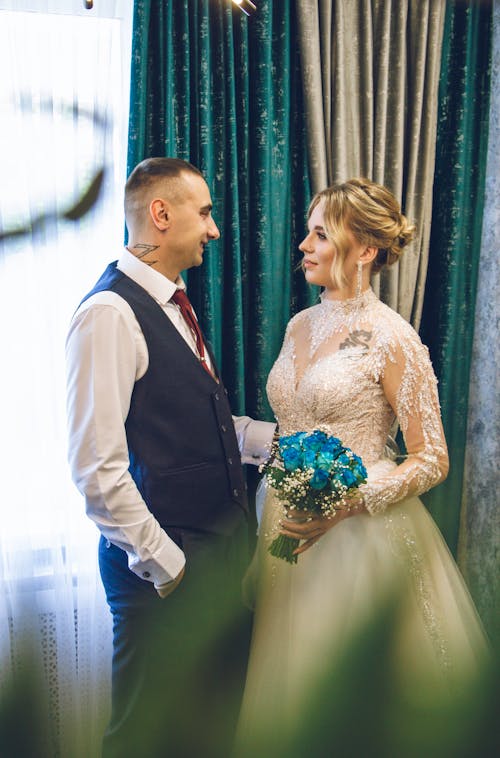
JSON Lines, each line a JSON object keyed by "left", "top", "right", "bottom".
{"left": 234, "top": 417, "right": 276, "bottom": 465}
{"left": 127, "top": 537, "right": 186, "bottom": 586}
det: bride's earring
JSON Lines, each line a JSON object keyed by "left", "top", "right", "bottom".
{"left": 356, "top": 260, "right": 363, "bottom": 298}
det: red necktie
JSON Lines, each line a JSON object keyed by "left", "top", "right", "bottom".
{"left": 171, "top": 289, "right": 214, "bottom": 378}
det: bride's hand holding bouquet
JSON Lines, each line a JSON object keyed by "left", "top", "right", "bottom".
{"left": 261, "top": 429, "right": 367, "bottom": 563}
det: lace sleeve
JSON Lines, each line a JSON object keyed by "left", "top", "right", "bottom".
{"left": 359, "top": 328, "right": 449, "bottom": 516}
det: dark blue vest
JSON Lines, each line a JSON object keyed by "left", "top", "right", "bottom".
{"left": 82, "top": 262, "right": 247, "bottom": 536}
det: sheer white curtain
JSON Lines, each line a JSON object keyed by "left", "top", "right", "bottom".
{"left": 0, "top": 2, "right": 132, "bottom": 755}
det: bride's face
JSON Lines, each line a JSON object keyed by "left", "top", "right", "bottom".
{"left": 299, "top": 201, "right": 364, "bottom": 292}
{"left": 299, "top": 202, "right": 335, "bottom": 287}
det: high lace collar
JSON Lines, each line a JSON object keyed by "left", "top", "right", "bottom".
{"left": 319, "top": 287, "right": 376, "bottom": 311}
{"left": 306, "top": 287, "right": 378, "bottom": 357}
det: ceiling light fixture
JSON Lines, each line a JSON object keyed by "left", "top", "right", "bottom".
{"left": 231, "top": 0, "right": 257, "bottom": 17}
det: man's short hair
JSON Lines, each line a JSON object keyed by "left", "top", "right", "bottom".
{"left": 124, "top": 157, "right": 203, "bottom": 228}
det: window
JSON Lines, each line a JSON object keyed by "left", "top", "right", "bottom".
{"left": 0, "top": 1, "right": 131, "bottom": 548}
{"left": 0, "top": 2, "right": 132, "bottom": 754}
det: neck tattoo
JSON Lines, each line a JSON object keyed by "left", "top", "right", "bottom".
{"left": 127, "top": 243, "right": 160, "bottom": 266}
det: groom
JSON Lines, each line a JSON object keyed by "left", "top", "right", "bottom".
{"left": 66, "top": 157, "right": 274, "bottom": 756}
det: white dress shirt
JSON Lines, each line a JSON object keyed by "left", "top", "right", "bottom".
{"left": 66, "top": 249, "right": 275, "bottom": 588}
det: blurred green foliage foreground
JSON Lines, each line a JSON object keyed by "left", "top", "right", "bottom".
{"left": 1, "top": 566, "right": 498, "bottom": 758}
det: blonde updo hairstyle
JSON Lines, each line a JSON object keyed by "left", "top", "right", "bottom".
{"left": 308, "top": 178, "right": 416, "bottom": 289}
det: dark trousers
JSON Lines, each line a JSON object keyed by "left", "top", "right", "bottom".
{"left": 98, "top": 523, "right": 251, "bottom": 758}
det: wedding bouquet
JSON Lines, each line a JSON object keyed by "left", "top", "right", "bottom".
{"left": 261, "top": 429, "right": 367, "bottom": 564}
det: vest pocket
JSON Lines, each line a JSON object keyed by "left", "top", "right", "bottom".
{"left": 147, "top": 461, "right": 243, "bottom": 534}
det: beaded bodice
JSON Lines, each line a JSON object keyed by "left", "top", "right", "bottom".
{"left": 266, "top": 289, "right": 448, "bottom": 514}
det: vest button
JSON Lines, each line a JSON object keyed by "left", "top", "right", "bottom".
{"left": 233, "top": 488, "right": 239, "bottom": 497}
{"left": 221, "top": 424, "right": 227, "bottom": 433}
{"left": 214, "top": 392, "right": 220, "bottom": 401}
{"left": 142, "top": 571, "right": 151, "bottom": 579}
{"left": 228, "top": 457, "right": 233, "bottom": 465}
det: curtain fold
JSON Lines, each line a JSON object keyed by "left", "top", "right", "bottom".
{"left": 128, "top": 0, "right": 312, "bottom": 420}
{"left": 420, "top": 0, "right": 494, "bottom": 556}
{"left": 457, "top": 0, "right": 499, "bottom": 647}
{"left": 297, "top": 0, "right": 495, "bottom": 567}
{"left": 296, "top": 0, "right": 446, "bottom": 325}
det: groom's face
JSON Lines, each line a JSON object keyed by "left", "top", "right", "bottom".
{"left": 165, "top": 172, "right": 220, "bottom": 272}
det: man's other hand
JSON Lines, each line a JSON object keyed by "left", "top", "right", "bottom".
{"left": 155, "top": 566, "right": 185, "bottom": 598}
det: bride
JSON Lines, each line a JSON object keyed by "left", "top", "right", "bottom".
{"left": 235, "top": 178, "right": 489, "bottom": 752}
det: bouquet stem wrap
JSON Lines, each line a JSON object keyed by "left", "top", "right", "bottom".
{"left": 261, "top": 430, "right": 367, "bottom": 564}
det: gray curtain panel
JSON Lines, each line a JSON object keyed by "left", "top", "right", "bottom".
{"left": 296, "top": 0, "right": 446, "bottom": 325}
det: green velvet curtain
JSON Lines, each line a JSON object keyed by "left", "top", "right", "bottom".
{"left": 128, "top": 0, "right": 494, "bottom": 557}
{"left": 420, "top": 0, "right": 493, "bottom": 554}
{"left": 128, "top": 0, "right": 312, "bottom": 420}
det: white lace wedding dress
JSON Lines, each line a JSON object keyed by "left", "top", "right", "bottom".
{"left": 236, "top": 289, "right": 488, "bottom": 746}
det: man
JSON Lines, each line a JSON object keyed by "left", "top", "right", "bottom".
{"left": 66, "top": 158, "right": 274, "bottom": 756}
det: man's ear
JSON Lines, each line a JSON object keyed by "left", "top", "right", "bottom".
{"left": 150, "top": 198, "right": 170, "bottom": 231}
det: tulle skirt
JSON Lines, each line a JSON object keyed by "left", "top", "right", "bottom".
{"left": 235, "top": 473, "right": 490, "bottom": 751}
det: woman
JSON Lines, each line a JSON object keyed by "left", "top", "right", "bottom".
{"left": 235, "top": 179, "right": 489, "bottom": 752}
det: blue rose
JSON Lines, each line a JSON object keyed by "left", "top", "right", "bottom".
{"left": 303, "top": 431, "right": 327, "bottom": 454}
{"left": 310, "top": 468, "right": 329, "bottom": 490}
{"left": 303, "top": 448, "right": 317, "bottom": 468}
{"left": 316, "top": 450, "right": 335, "bottom": 470}
{"left": 282, "top": 445, "right": 303, "bottom": 471}
{"left": 279, "top": 432, "right": 305, "bottom": 450}
{"left": 336, "top": 453, "right": 351, "bottom": 466}
{"left": 322, "top": 436, "right": 342, "bottom": 456}
{"left": 279, "top": 433, "right": 306, "bottom": 471}
{"left": 352, "top": 463, "right": 367, "bottom": 482}
{"left": 338, "top": 468, "right": 357, "bottom": 488}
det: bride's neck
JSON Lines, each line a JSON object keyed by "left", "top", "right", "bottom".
{"left": 321, "top": 285, "right": 370, "bottom": 302}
